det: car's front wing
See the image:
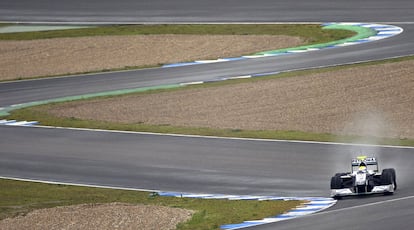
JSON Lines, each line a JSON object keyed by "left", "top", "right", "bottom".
{"left": 331, "top": 184, "right": 394, "bottom": 197}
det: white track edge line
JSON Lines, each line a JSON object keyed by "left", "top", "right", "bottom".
{"left": 306, "top": 195, "right": 414, "bottom": 218}
{"left": 23, "top": 124, "right": 414, "bottom": 149}
{"left": 0, "top": 176, "right": 160, "bottom": 193}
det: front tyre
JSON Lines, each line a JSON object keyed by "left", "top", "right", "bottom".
{"left": 331, "top": 175, "right": 343, "bottom": 189}
{"left": 388, "top": 168, "right": 397, "bottom": 190}
{"left": 381, "top": 168, "right": 397, "bottom": 194}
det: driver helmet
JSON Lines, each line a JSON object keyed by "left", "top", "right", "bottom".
{"left": 358, "top": 162, "right": 367, "bottom": 171}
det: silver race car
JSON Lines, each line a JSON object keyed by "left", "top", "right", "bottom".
{"left": 330, "top": 156, "right": 397, "bottom": 199}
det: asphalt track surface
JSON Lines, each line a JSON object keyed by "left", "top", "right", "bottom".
{"left": 1, "top": 1, "right": 414, "bottom": 229}
{"left": 1, "top": 0, "right": 414, "bottom": 23}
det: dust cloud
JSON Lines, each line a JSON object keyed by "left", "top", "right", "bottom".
{"left": 330, "top": 109, "right": 413, "bottom": 187}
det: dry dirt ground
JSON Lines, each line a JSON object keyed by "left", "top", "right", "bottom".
{"left": 48, "top": 60, "right": 414, "bottom": 139}
{"left": 0, "top": 34, "right": 303, "bottom": 81}
{"left": 0, "top": 203, "right": 194, "bottom": 230}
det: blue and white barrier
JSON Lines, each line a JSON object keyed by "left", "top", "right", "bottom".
{"left": 0, "top": 119, "right": 39, "bottom": 126}
{"left": 158, "top": 191, "right": 336, "bottom": 229}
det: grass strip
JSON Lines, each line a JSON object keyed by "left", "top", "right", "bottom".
{"left": 0, "top": 84, "right": 181, "bottom": 117}
{"left": 0, "top": 23, "right": 12, "bottom": 28}
{"left": 0, "top": 178, "right": 301, "bottom": 230}
{"left": 0, "top": 24, "right": 353, "bottom": 44}
{"left": 255, "top": 24, "right": 375, "bottom": 55}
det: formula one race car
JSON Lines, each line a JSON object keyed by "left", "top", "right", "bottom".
{"left": 330, "top": 156, "right": 396, "bottom": 199}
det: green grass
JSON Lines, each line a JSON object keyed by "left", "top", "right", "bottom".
{"left": 0, "top": 24, "right": 353, "bottom": 44}
{"left": 0, "top": 179, "right": 301, "bottom": 230}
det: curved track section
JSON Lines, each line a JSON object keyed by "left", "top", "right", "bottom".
{"left": 1, "top": 1, "right": 414, "bottom": 230}
{"left": 163, "top": 23, "right": 403, "bottom": 68}
{"left": 1, "top": 23, "right": 414, "bottom": 108}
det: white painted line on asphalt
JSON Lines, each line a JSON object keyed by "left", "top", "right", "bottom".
{"left": 306, "top": 48, "right": 320, "bottom": 51}
{"left": 365, "top": 36, "right": 386, "bottom": 41}
{"left": 195, "top": 60, "right": 227, "bottom": 64}
{"left": 27, "top": 124, "right": 414, "bottom": 149}
{"left": 0, "top": 176, "right": 159, "bottom": 193}
{"left": 295, "top": 205, "right": 327, "bottom": 210}
{"left": 307, "top": 195, "right": 414, "bottom": 218}
{"left": 179, "top": 81, "right": 204, "bottom": 86}
{"left": 335, "top": 42, "right": 360, "bottom": 46}
{"left": 227, "top": 75, "right": 252, "bottom": 80}
{"left": 263, "top": 53, "right": 282, "bottom": 56}
{"left": 242, "top": 55, "right": 266, "bottom": 58}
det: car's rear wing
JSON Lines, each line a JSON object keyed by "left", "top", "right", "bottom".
{"left": 351, "top": 156, "right": 378, "bottom": 172}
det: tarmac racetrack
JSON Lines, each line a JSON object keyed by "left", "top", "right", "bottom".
{"left": 0, "top": 0, "right": 414, "bottom": 229}
{"left": 0, "top": 0, "right": 413, "bottom": 23}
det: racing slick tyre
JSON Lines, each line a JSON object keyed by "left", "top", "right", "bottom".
{"left": 387, "top": 168, "right": 397, "bottom": 190}
{"left": 330, "top": 175, "right": 343, "bottom": 189}
{"left": 381, "top": 168, "right": 397, "bottom": 194}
